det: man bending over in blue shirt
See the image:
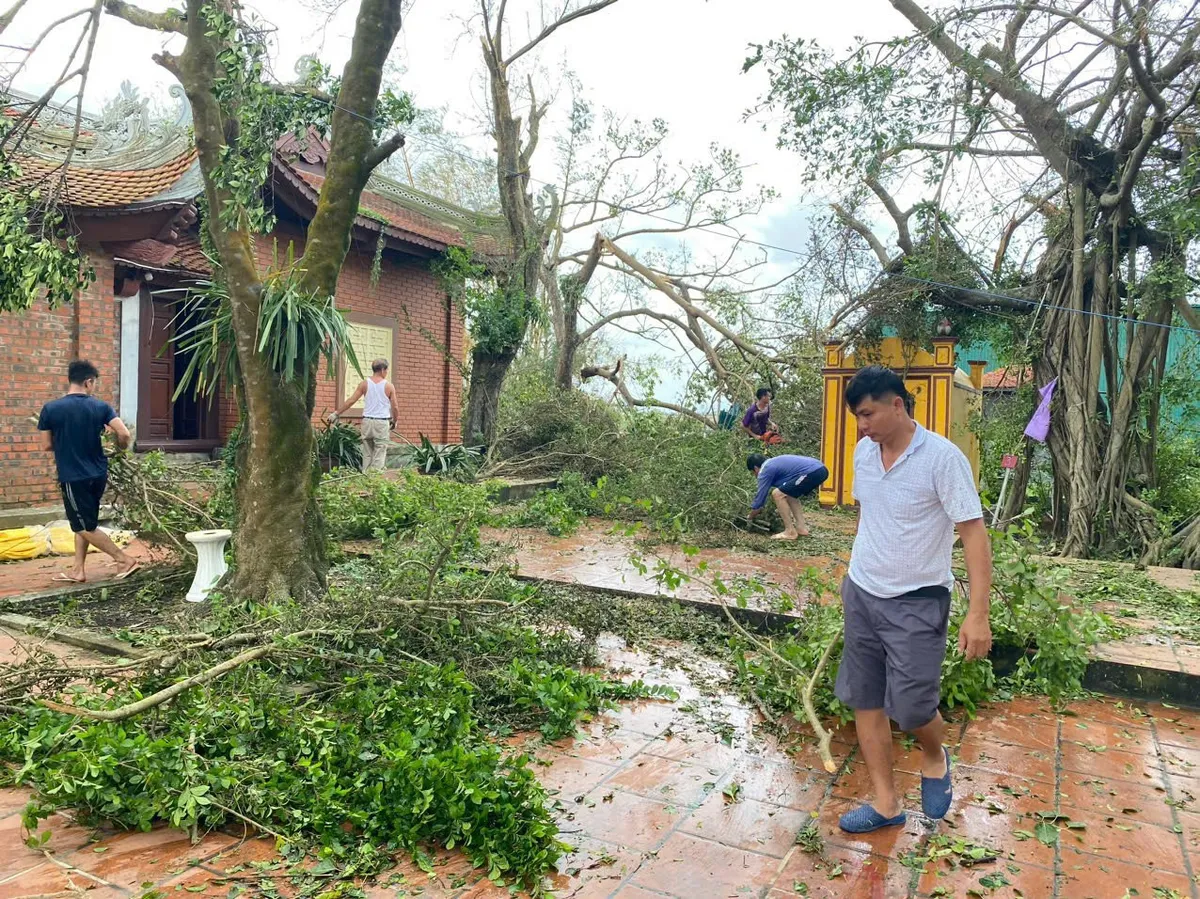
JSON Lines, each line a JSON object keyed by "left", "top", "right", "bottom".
{"left": 747, "top": 453, "right": 829, "bottom": 540}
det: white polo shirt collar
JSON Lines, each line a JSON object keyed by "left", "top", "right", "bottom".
{"left": 871, "top": 422, "right": 927, "bottom": 476}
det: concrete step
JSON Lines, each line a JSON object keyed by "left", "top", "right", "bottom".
{"left": 0, "top": 504, "right": 118, "bottom": 530}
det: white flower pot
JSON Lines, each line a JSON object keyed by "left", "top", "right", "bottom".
{"left": 185, "top": 528, "right": 232, "bottom": 603}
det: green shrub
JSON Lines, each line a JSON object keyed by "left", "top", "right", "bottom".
{"left": 410, "top": 435, "right": 480, "bottom": 478}
{"left": 316, "top": 421, "right": 364, "bottom": 471}
{"left": 320, "top": 470, "right": 490, "bottom": 541}
{"left": 1151, "top": 432, "right": 1200, "bottom": 527}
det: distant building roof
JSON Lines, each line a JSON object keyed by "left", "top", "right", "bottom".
{"left": 981, "top": 365, "right": 1031, "bottom": 390}
{"left": 3, "top": 84, "right": 506, "bottom": 258}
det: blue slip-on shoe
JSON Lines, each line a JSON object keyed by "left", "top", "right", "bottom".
{"left": 921, "top": 746, "right": 953, "bottom": 820}
{"left": 837, "top": 804, "right": 907, "bottom": 834}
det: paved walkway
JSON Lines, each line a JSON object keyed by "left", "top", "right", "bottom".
{"left": 486, "top": 522, "right": 1200, "bottom": 684}
{"left": 3, "top": 629, "right": 1200, "bottom": 898}
{"left": 0, "top": 540, "right": 169, "bottom": 602}
{"left": 481, "top": 522, "right": 848, "bottom": 612}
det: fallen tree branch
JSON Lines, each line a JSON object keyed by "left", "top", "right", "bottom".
{"left": 40, "top": 645, "right": 272, "bottom": 721}
{"left": 800, "top": 633, "right": 840, "bottom": 772}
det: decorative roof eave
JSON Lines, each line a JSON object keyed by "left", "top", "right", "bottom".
{"left": 112, "top": 255, "right": 208, "bottom": 279}
{"left": 270, "top": 156, "right": 448, "bottom": 255}
{"left": 70, "top": 197, "right": 192, "bottom": 218}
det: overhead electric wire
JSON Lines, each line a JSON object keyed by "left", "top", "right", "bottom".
{"left": 11, "top": 84, "right": 1200, "bottom": 337}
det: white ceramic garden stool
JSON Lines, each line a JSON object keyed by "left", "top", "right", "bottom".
{"left": 185, "top": 528, "right": 232, "bottom": 603}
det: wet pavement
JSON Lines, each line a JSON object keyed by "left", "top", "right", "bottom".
{"left": 3, "top": 517, "right": 1200, "bottom": 896}
{"left": 480, "top": 522, "right": 849, "bottom": 614}
{"left": 3, "top": 630, "right": 1200, "bottom": 898}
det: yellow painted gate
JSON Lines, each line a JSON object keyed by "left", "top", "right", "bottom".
{"left": 819, "top": 337, "right": 983, "bottom": 508}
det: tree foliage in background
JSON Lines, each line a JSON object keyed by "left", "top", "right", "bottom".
{"left": 753, "top": 0, "right": 1200, "bottom": 567}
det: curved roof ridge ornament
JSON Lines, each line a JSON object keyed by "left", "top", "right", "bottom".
{"left": 2, "top": 83, "right": 193, "bottom": 169}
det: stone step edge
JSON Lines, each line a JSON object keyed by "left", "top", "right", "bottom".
{"left": 503, "top": 571, "right": 1200, "bottom": 710}
{"left": 0, "top": 611, "right": 147, "bottom": 659}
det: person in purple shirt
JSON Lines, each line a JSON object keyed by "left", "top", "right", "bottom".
{"left": 741, "top": 387, "right": 782, "bottom": 444}
{"left": 747, "top": 453, "right": 829, "bottom": 539}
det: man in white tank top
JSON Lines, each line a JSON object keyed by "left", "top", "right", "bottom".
{"left": 328, "top": 358, "right": 399, "bottom": 472}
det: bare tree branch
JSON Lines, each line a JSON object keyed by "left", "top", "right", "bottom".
{"left": 503, "top": 0, "right": 620, "bottom": 67}
{"left": 364, "top": 131, "right": 405, "bottom": 172}
{"left": 0, "top": 0, "right": 33, "bottom": 36}
{"left": 102, "top": 0, "right": 186, "bottom": 33}
{"left": 580, "top": 357, "right": 719, "bottom": 428}
{"left": 831, "top": 203, "right": 891, "bottom": 268}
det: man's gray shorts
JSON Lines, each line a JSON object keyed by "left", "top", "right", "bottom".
{"left": 833, "top": 577, "right": 950, "bottom": 731}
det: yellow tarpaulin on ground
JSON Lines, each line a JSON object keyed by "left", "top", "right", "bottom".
{"left": 45, "top": 521, "right": 134, "bottom": 555}
{"left": 0, "top": 523, "right": 135, "bottom": 561}
{"left": 0, "top": 526, "right": 48, "bottom": 561}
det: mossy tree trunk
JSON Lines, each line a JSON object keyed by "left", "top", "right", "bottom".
{"left": 123, "top": 0, "right": 407, "bottom": 601}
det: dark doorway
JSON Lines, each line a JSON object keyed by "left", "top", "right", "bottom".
{"left": 137, "top": 289, "right": 219, "bottom": 450}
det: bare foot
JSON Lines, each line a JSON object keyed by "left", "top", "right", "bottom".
{"left": 53, "top": 572, "right": 86, "bottom": 583}
{"left": 771, "top": 531, "right": 799, "bottom": 541}
{"left": 797, "top": 528, "right": 811, "bottom": 537}
{"left": 115, "top": 560, "right": 141, "bottom": 580}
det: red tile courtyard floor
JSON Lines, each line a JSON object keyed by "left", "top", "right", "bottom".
{"left": 4, "top": 627, "right": 1200, "bottom": 899}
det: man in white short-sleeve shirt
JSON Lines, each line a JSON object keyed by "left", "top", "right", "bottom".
{"left": 833, "top": 365, "right": 993, "bottom": 835}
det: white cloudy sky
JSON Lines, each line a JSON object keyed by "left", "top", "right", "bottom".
{"left": 3, "top": 0, "right": 914, "bottom": 401}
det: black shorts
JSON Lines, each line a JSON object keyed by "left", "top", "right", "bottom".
{"left": 61, "top": 476, "right": 107, "bottom": 533}
{"left": 778, "top": 465, "right": 829, "bottom": 499}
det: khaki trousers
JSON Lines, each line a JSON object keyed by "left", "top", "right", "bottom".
{"left": 361, "top": 418, "right": 391, "bottom": 472}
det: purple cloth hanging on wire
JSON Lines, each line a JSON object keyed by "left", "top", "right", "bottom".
{"left": 1023, "top": 377, "right": 1058, "bottom": 442}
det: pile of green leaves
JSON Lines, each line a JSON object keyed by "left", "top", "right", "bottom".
{"left": 490, "top": 366, "right": 824, "bottom": 539}
{"left": 493, "top": 473, "right": 601, "bottom": 536}
{"left": 696, "top": 526, "right": 1112, "bottom": 725}
{"left": 989, "top": 524, "right": 1119, "bottom": 703}
{"left": 1074, "top": 563, "right": 1200, "bottom": 642}
{"left": 490, "top": 366, "right": 630, "bottom": 480}
{"left": 319, "top": 469, "right": 490, "bottom": 541}
{"left": 3, "top": 665, "right": 562, "bottom": 887}
{"left": 586, "top": 414, "right": 763, "bottom": 536}
{"left": 3, "top": 478, "right": 681, "bottom": 893}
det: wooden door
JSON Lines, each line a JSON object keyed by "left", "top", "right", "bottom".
{"left": 140, "top": 295, "right": 175, "bottom": 441}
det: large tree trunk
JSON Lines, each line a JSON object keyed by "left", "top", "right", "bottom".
{"left": 553, "top": 282, "right": 580, "bottom": 391}
{"left": 232, "top": 340, "right": 325, "bottom": 600}
{"left": 463, "top": 349, "right": 515, "bottom": 447}
{"left": 171, "top": 0, "right": 403, "bottom": 602}
{"left": 1034, "top": 190, "right": 1172, "bottom": 559}
{"left": 552, "top": 234, "right": 603, "bottom": 390}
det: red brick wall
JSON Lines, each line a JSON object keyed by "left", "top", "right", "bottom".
{"left": 0, "top": 249, "right": 118, "bottom": 509}
{"left": 235, "top": 227, "right": 463, "bottom": 444}
{"left": 0, "top": 231, "right": 463, "bottom": 510}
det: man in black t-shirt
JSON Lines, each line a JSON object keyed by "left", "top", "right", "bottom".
{"left": 37, "top": 360, "right": 139, "bottom": 583}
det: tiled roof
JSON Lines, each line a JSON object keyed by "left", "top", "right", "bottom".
{"left": 293, "top": 169, "right": 506, "bottom": 256}
{"left": 12, "top": 150, "right": 198, "bottom": 208}
{"left": 982, "top": 365, "right": 1031, "bottom": 390}
{"left": 107, "top": 234, "right": 210, "bottom": 276}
